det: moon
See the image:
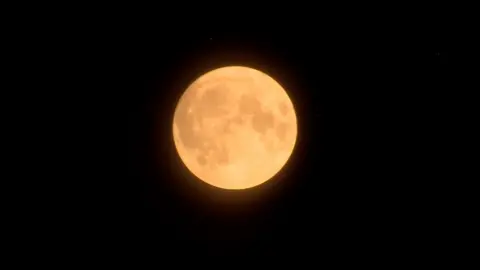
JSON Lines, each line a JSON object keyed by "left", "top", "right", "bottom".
{"left": 172, "top": 66, "right": 297, "bottom": 190}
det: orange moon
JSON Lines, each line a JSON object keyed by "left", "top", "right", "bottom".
{"left": 172, "top": 66, "right": 297, "bottom": 190}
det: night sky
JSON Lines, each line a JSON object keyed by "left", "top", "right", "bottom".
{"left": 126, "top": 21, "right": 448, "bottom": 261}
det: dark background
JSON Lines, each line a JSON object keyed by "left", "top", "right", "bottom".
{"left": 126, "top": 16, "right": 449, "bottom": 261}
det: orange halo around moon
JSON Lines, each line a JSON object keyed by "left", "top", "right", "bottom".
{"left": 172, "top": 66, "right": 297, "bottom": 190}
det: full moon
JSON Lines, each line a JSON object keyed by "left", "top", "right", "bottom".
{"left": 172, "top": 66, "right": 297, "bottom": 190}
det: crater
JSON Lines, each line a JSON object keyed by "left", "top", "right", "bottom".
{"left": 260, "top": 135, "right": 275, "bottom": 152}
{"left": 201, "top": 140, "right": 216, "bottom": 154}
{"left": 278, "top": 101, "right": 289, "bottom": 116}
{"left": 197, "top": 155, "right": 207, "bottom": 166}
{"left": 175, "top": 113, "right": 199, "bottom": 149}
{"left": 201, "top": 85, "right": 227, "bottom": 105}
{"left": 197, "top": 86, "right": 229, "bottom": 118}
{"left": 238, "top": 94, "right": 261, "bottom": 115}
{"left": 275, "top": 122, "right": 289, "bottom": 141}
{"left": 215, "top": 144, "right": 230, "bottom": 165}
{"left": 222, "top": 120, "right": 232, "bottom": 134}
{"left": 252, "top": 110, "right": 274, "bottom": 134}
{"left": 232, "top": 115, "right": 245, "bottom": 125}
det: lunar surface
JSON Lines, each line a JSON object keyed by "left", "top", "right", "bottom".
{"left": 172, "top": 66, "right": 297, "bottom": 190}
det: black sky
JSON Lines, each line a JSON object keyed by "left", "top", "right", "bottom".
{"left": 126, "top": 18, "right": 449, "bottom": 261}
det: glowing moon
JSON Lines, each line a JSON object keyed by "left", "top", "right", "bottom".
{"left": 173, "top": 66, "right": 297, "bottom": 190}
